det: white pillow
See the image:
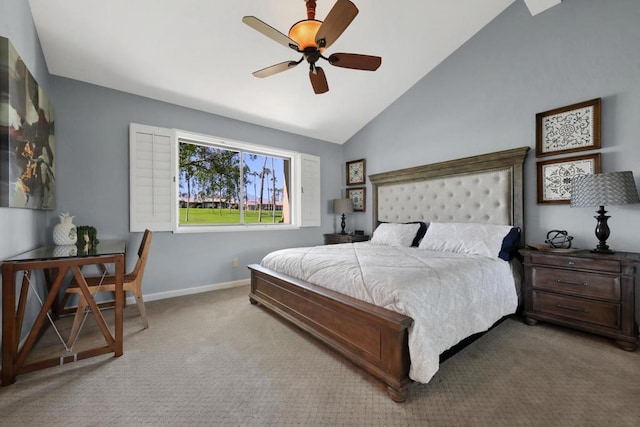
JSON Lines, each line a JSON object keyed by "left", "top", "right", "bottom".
{"left": 418, "top": 222, "right": 514, "bottom": 259}
{"left": 370, "top": 222, "right": 422, "bottom": 247}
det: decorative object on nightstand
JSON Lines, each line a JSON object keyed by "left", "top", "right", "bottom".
{"left": 346, "top": 159, "right": 366, "bottom": 186}
{"left": 545, "top": 230, "right": 573, "bottom": 249}
{"left": 570, "top": 171, "right": 640, "bottom": 254}
{"left": 333, "top": 198, "right": 354, "bottom": 235}
{"left": 521, "top": 248, "right": 640, "bottom": 351}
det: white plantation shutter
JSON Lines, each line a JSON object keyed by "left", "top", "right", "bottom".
{"left": 300, "top": 153, "right": 321, "bottom": 227}
{"left": 129, "top": 123, "right": 176, "bottom": 232}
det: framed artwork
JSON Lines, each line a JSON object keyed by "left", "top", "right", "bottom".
{"left": 0, "top": 36, "right": 56, "bottom": 210}
{"left": 536, "top": 98, "right": 601, "bottom": 157}
{"left": 346, "top": 186, "right": 366, "bottom": 212}
{"left": 346, "top": 159, "right": 366, "bottom": 186}
{"left": 537, "top": 153, "right": 601, "bottom": 204}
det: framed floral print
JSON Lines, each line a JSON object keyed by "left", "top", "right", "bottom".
{"left": 346, "top": 187, "right": 366, "bottom": 212}
{"left": 536, "top": 98, "right": 601, "bottom": 157}
{"left": 537, "top": 153, "right": 601, "bottom": 204}
{"left": 346, "top": 159, "right": 366, "bottom": 186}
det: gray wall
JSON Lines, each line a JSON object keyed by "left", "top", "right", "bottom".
{"left": 49, "top": 77, "right": 343, "bottom": 295}
{"left": 345, "top": 0, "right": 640, "bottom": 253}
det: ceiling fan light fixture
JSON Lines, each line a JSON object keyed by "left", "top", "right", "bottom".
{"left": 288, "top": 19, "right": 323, "bottom": 51}
{"left": 244, "top": 0, "right": 379, "bottom": 94}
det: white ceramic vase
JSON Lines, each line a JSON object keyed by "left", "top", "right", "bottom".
{"left": 53, "top": 212, "right": 77, "bottom": 245}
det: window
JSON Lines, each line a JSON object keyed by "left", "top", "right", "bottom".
{"left": 178, "top": 139, "right": 291, "bottom": 227}
{"left": 130, "top": 124, "right": 320, "bottom": 232}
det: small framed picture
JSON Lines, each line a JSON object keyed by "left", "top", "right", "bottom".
{"left": 536, "top": 98, "right": 601, "bottom": 157}
{"left": 346, "top": 159, "right": 366, "bottom": 186}
{"left": 537, "top": 153, "right": 601, "bottom": 204}
{"left": 346, "top": 187, "right": 366, "bottom": 212}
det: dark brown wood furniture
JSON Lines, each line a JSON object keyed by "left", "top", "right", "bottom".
{"left": 1, "top": 240, "right": 126, "bottom": 386}
{"left": 248, "top": 147, "right": 529, "bottom": 402}
{"left": 249, "top": 263, "right": 412, "bottom": 402}
{"left": 323, "top": 233, "right": 369, "bottom": 245}
{"left": 521, "top": 249, "right": 639, "bottom": 351}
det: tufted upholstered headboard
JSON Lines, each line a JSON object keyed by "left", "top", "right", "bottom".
{"left": 369, "top": 147, "right": 530, "bottom": 243}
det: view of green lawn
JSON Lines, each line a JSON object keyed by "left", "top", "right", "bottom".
{"left": 179, "top": 208, "right": 283, "bottom": 225}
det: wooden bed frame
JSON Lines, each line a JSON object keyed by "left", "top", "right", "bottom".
{"left": 248, "top": 146, "right": 529, "bottom": 402}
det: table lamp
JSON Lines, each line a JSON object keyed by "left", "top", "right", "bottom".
{"left": 333, "top": 198, "right": 354, "bottom": 235}
{"left": 570, "top": 171, "right": 640, "bottom": 253}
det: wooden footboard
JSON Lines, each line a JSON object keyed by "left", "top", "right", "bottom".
{"left": 248, "top": 264, "right": 413, "bottom": 402}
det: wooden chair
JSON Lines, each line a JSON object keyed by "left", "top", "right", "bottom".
{"left": 65, "top": 230, "right": 153, "bottom": 347}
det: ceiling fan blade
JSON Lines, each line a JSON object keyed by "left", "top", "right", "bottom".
{"left": 309, "top": 67, "right": 329, "bottom": 94}
{"left": 242, "top": 16, "right": 299, "bottom": 51}
{"left": 315, "top": 0, "right": 358, "bottom": 49}
{"left": 328, "top": 53, "right": 381, "bottom": 71}
{"left": 252, "top": 61, "right": 300, "bottom": 78}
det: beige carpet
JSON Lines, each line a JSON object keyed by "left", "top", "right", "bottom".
{"left": 1, "top": 285, "right": 639, "bottom": 426}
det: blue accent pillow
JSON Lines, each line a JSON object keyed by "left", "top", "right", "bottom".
{"left": 376, "top": 221, "right": 427, "bottom": 247}
{"left": 499, "top": 227, "right": 521, "bottom": 261}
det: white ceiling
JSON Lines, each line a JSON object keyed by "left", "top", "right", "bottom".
{"left": 28, "top": 0, "right": 529, "bottom": 144}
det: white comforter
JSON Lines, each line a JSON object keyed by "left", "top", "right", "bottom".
{"left": 260, "top": 242, "right": 519, "bottom": 383}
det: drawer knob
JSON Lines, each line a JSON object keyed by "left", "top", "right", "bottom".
{"left": 557, "top": 279, "right": 587, "bottom": 287}
{"left": 556, "top": 303, "right": 589, "bottom": 313}
{"left": 567, "top": 261, "right": 576, "bottom": 266}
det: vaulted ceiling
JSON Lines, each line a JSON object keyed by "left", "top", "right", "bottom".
{"left": 28, "top": 1, "right": 559, "bottom": 144}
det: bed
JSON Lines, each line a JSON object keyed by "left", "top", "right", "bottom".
{"left": 248, "top": 146, "right": 530, "bottom": 402}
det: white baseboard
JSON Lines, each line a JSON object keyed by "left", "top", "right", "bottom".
{"left": 133, "top": 279, "right": 250, "bottom": 304}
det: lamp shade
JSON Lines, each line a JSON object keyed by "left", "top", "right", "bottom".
{"left": 333, "top": 198, "right": 354, "bottom": 214}
{"left": 570, "top": 171, "right": 640, "bottom": 208}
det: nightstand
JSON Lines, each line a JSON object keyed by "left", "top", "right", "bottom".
{"left": 520, "top": 249, "right": 639, "bottom": 351}
{"left": 323, "top": 233, "right": 369, "bottom": 245}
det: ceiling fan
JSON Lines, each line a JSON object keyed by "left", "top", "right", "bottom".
{"left": 242, "top": 0, "right": 381, "bottom": 94}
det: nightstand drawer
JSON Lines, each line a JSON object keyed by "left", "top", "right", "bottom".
{"left": 528, "top": 253, "right": 620, "bottom": 273}
{"left": 533, "top": 291, "right": 621, "bottom": 329}
{"left": 532, "top": 267, "right": 621, "bottom": 301}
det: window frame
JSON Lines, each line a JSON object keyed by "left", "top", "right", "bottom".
{"left": 175, "top": 130, "right": 301, "bottom": 233}
{"left": 129, "top": 123, "right": 321, "bottom": 233}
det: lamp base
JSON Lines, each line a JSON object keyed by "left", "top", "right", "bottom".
{"left": 592, "top": 206, "right": 614, "bottom": 255}
{"left": 340, "top": 213, "right": 347, "bottom": 234}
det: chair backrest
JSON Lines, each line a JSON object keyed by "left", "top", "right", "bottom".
{"left": 131, "top": 229, "right": 153, "bottom": 281}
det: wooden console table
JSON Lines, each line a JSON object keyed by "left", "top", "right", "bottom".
{"left": 1, "top": 240, "right": 126, "bottom": 386}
